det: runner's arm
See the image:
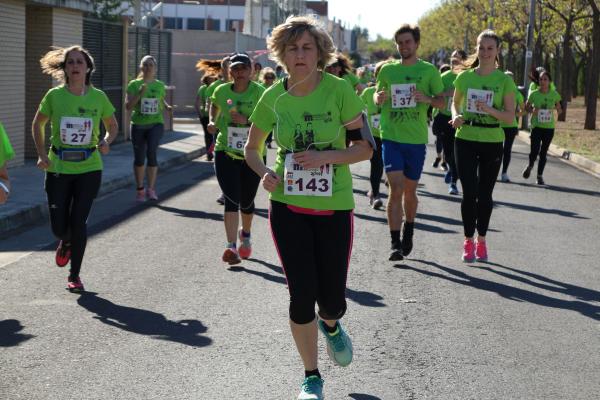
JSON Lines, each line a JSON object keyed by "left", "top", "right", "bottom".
{"left": 0, "top": 163, "right": 9, "bottom": 204}
{"left": 245, "top": 124, "right": 280, "bottom": 192}
{"left": 450, "top": 89, "right": 465, "bottom": 128}
{"left": 32, "top": 110, "right": 51, "bottom": 169}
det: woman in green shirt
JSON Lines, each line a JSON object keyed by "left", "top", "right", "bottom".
{"left": 126, "top": 55, "right": 172, "bottom": 202}
{"left": 325, "top": 53, "right": 366, "bottom": 94}
{"left": 195, "top": 74, "right": 217, "bottom": 160}
{"left": 451, "top": 30, "right": 516, "bottom": 263}
{"left": 207, "top": 53, "right": 266, "bottom": 265}
{"left": 245, "top": 16, "right": 372, "bottom": 400}
{"left": 0, "top": 122, "right": 15, "bottom": 205}
{"left": 32, "top": 46, "right": 118, "bottom": 292}
{"left": 522, "top": 69, "right": 562, "bottom": 185}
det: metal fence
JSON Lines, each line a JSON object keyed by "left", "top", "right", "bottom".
{"left": 83, "top": 18, "right": 124, "bottom": 131}
{"left": 128, "top": 27, "right": 171, "bottom": 84}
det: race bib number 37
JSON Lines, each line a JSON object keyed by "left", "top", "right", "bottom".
{"left": 466, "top": 89, "right": 494, "bottom": 114}
{"left": 284, "top": 153, "right": 333, "bottom": 197}
{"left": 391, "top": 83, "right": 416, "bottom": 108}
{"left": 60, "top": 117, "right": 93, "bottom": 145}
{"left": 141, "top": 98, "right": 159, "bottom": 115}
{"left": 227, "top": 126, "right": 249, "bottom": 151}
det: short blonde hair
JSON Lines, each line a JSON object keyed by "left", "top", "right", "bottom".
{"left": 267, "top": 15, "right": 335, "bottom": 72}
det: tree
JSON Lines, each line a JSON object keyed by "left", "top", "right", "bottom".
{"left": 90, "top": 0, "right": 128, "bottom": 21}
{"left": 584, "top": 0, "right": 600, "bottom": 130}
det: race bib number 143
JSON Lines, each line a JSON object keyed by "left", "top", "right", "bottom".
{"left": 284, "top": 153, "right": 333, "bottom": 197}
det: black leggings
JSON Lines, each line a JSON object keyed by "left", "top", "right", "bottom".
{"left": 131, "top": 123, "right": 164, "bottom": 167}
{"left": 454, "top": 138, "right": 503, "bottom": 238}
{"left": 370, "top": 136, "right": 383, "bottom": 196}
{"left": 528, "top": 127, "right": 555, "bottom": 176}
{"left": 435, "top": 114, "right": 458, "bottom": 183}
{"left": 269, "top": 200, "right": 353, "bottom": 325}
{"left": 502, "top": 127, "right": 518, "bottom": 174}
{"left": 214, "top": 151, "right": 261, "bottom": 213}
{"left": 45, "top": 171, "right": 102, "bottom": 278}
{"left": 200, "top": 116, "right": 213, "bottom": 151}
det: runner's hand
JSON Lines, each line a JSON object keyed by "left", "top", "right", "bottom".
{"left": 139, "top": 84, "right": 147, "bottom": 95}
{"left": 0, "top": 185, "right": 8, "bottom": 205}
{"left": 262, "top": 169, "right": 280, "bottom": 192}
{"left": 98, "top": 139, "right": 110, "bottom": 155}
{"left": 207, "top": 122, "right": 217, "bottom": 135}
{"left": 475, "top": 100, "right": 492, "bottom": 113}
{"left": 374, "top": 90, "right": 387, "bottom": 106}
{"left": 450, "top": 115, "right": 464, "bottom": 129}
{"left": 230, "top": 111, "right": 248, "bottom": 125}
{"left": 293, "top": 150, "right": 327, "bottom": 170}
{"left": 413, "top": 91, "right": 431, "bottom": 104}
{"left": 36, "top": 154, "right": 51, "bottom": 170}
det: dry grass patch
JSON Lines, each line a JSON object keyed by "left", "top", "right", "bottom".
{"left": 553, "top": 97, "right": 600, "bottom": 162}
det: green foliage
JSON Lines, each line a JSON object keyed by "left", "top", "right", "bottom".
{"left": 366, "top": 35, "right": 397, "bottom": 61}
{"left": 90, "top": 0, "right": 128, "bottom": 21}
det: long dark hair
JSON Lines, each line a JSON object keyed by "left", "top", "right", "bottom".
{"left": 40, "top": 45, "right": 95, "bottom": 85}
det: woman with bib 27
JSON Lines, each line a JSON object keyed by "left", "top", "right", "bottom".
{"left": 32, "top": 46, "right": 118, "bottom": 292}
{"left": 245, "top": 16, "right": 373, "bottom": 400}
{"left": 451, "top": 30, "right": 515, "bottom": 263}
{"left": 126, "top": 55, "right": 172, "bottom": 202}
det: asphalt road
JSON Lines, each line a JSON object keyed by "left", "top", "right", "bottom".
{"left": 1, "top": 137, "right": 600, "bottom": 400}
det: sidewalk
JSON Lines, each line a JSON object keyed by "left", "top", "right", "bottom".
{"left": 0, "top": 122, "right": 207, "bottom": 237}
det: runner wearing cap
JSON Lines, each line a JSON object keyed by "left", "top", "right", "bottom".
{"left": 207, "top": 53, "right": 266, "bottom": 265}
{"left": 195, "top": 74, "right": 217, "bottom": 161}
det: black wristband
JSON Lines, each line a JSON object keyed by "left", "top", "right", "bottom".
{"left": 346, "top": 128, "right": 362, "bottom": 141}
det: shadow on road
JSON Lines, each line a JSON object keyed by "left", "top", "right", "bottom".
{"left": 354, "top": 212, "right": 457, "bottom": 234}
{"left": 509, "top": 182, "right": 600, "bottom": 198}
{"left": 349, "top": 394, "right": 383, "bottom": 400}
{"left": 0, "top": 319, "right": 35, "bottom": 347}
{"left": 396, "top": 259, "right": 600, "bottom": 321}
{"left": 482, "top": 261, "right": 600, "bottom": 303}
{"left": 155, "top": 204, "right": 223, "bottom": 221}
{"left": 237, "top": 259, "right": 386, "bottom": 307}
{"left": 77, "top": 292, "right": 212, "bottom": 347}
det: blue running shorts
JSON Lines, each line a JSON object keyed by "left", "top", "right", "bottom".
{"left": 382, "top": 139, "right": 426, "bottom": 181}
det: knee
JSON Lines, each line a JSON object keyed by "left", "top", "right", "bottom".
{"left": 240, "top": 202, "right": 255, "bottom": 214}
{"left": 289, "top": 297, "right": 317, "bottom": 325}
{"left": 317, "top": 299, "right": 347, "bottom": 321}
{"left": 224, "top": 198, "right": 239, "bottom": 212}
{"left": 146, "top": 152, "right": 159, "bottom": 167}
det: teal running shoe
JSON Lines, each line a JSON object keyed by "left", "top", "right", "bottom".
{"left": 317, "top": 320, "right": 353, "bottom": 367}
{"left": 298, "top": 376, "right": 324, "bottom": 400}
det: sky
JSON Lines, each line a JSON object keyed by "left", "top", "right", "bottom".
{"left": 326, "top": 0, "right": 440, "bottom": 40}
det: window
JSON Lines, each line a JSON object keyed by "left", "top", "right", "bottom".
{"left": 187, "top": 18, "right": 205, "bottom": 30}
{"left": 163, "top": 17, "right": 183, "bottom": 29}
{"left": 226, "top": 19, "right": 244, "bottom": 31}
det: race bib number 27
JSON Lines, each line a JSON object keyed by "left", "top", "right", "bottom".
{"left": 60, "top": 117, "right": 93, "bottom": 145}
{"left": 284, "top": 154, "right": 332, "bottom": 197}
{"left": 141, "top": 98, "right": 159, "bottom": 115}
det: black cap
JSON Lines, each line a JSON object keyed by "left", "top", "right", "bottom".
{"left": 229, "top": 53, "right": 252, "bottom": 68}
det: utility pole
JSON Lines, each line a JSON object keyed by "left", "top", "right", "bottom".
{"left": 522, "top": 0, "right": 536, "bottom": 128}
{"left": 489, "top": 0, "right": 495, "bottom": 29}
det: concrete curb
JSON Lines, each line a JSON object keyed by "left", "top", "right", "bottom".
{"left": 0, "top": 128, "right": 206, "bottom": 237}
{"left": 517, "top": 130, "right": 600, "bottom": 179}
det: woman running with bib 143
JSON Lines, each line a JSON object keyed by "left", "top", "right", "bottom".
{"left": 245, "top": 16, "right": 373, "bottom": 400}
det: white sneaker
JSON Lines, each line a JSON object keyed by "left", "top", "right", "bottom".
{"left": 501, "top": 173, "right": 510, "bottom": 183}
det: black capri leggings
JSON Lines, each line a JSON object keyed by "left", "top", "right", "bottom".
{"left": 502, "top": 127, "right": 518, "bottom": 174}
{"left": 45, "top": 170, "right": 102, "bottom": 279}
{"left": 131, "top": 123, "right": 164, "bottom": 167}
{"left": 214, "top": 151, "right": 261, "bottom": 213}
{"left": 370, "top": 136, "right": 383, "bottom": 196}
{"left": 528, "top": 127, "right": 555, "bottom": 176}
{"left": 200, "top": 116, "right": 213, "bottom": 151}
{"left": 454, "top": 138, "right": 503, "bottom": 238}
{"left": 434, "top": 113, "right": 458, "bottom": 183}
{"left": 269, "top": 200, "right": 353, "bottom": 325}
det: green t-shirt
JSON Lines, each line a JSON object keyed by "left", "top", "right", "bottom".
{"left": 197, "top": 85, "right": 208, "bottom": 117}
{"left": 250, "top": 73, "right": 365, "bottom": 210}
{"left": 453, "top": 69, "right": 517, "bottom": 143}
{"left": 376, "top": 59, "right": 444, "bottom": 144}
{"left": 528, "top": 89, "right": 562, "bottom": 129}
{"left": 211, "top": 81, "right": 265, "bottom": 158}
{"left": 360, "top": 86, "right": 381, "bottom": 138}
{"left": 205, "top": 79, "right": 225, "bottom": 99}
{"left": 500, "top": 89, "right": 524, "bottom": 128}
{"left": 343, "top": 72, "right": 360, "bottom": 89}
{"left": 433, "top": 70, "right": 457, "bottom": 117}
{"left": 127, "top": 79, "right": 166, "bottom": 125}
{"left": 39, "top": 85, "right": 115, "bottom": 174}
{"left": 0, "top": 122, "right": 15, "bottom": 167}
